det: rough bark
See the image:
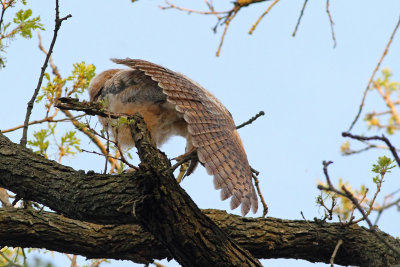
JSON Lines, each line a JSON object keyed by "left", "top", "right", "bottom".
{"left": 1, "top": 207, "right": 399, "bottom": 266}
{"left": 1, "top": 99, "right": 399, "bottom": 266}
{"left": 0, "top": 114, "right": 261, "bottom": 267}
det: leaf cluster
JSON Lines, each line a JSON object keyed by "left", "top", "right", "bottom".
{"left": 0, "top": 0, "right": 44, "bottom": 68}
{"left": 318, "top": 156, "right": 396, "bottom": 224}
{"left": 28, "top": 62, "right": 95, "bottom": 163}
{"left": 365, "top": 69, "right": 400, "bottom": 135}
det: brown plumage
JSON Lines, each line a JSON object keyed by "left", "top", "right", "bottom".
{"left": 88, "top": 58, "right": 258, "bottom": 215}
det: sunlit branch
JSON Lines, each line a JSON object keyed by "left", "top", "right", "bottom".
{"left": 348, "top": 16, "right": 400, "bottom": 132}
{"left": 248, "top": 0, "right": 280, "bottom": 35}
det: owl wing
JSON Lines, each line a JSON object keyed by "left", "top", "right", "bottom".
{"left": 111, "top": 58, "right": 258, "bottom": 215}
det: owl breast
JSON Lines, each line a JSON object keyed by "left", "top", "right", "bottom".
{"left": 107, "top": 97, "right": 188, "bottom": 147}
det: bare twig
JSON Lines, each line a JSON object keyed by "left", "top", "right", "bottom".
{"left": 330, "top": 239, "right": 343, "bottom": 266}
{"left": 348, "top": 16, "right": 400, "bottom": 132}
{"left": 342, "top": 132, "right": 400, "bottom": 169}
{"left": 1, "top": 113, "right": 85, "bottom": 133}
{"left": 374, "top": 197, "right": 400, "bottom": 225}
{"left": 20, "top": 0, "right": 72, "bottom": 147}
{"left": 374, "top": 188, "right": 400, "bottom": 225}
{"left": 348, "top": 188, "right": 370, "bottom": 225}
{"left": 322, "top": 160, "right": 334, "bottom": 187}
{"left": 252, "top": 173, "right": 268, "bottom": 217}
{"left": 104, "top": 130, "right": 110, "bottom": 174}
{"left": 318, "top": 192, "right": 336, "bottom": 221}
{"left": 160, "top": 0, "right": 228, "bottom": 16}
{"left": 292, "top": 0, "right": 308, "bottom": 37}
{"left": 37, "top": 31, "right": 60, "bottom": 77}
{"left": 325, "top": 0, "right": 336, "bottom": 48}
{"left": 250, "top": 166, "right": 259, "bottom": 176}
{"left": 216, "top": 7, "right": 240, "bottom": 57}
{"left": 80, "top": 125, "right": 139, "bottom": 172}
{"left": 248, "top": 0, "right": 280, "bottom": 35}
{"left": 159, "top": 0, "right": 274, "bottom": 56}
{"left": 236, "top": 111, "right": 265, "bottom": 129}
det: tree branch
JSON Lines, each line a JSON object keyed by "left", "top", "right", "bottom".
{"left": 1, "top": 126, "right": 400, "bottom": 265}
{"left": 1, "top": 110, "right": 262, "bottom": 266}
{"left": 2, "top": 98, "right": 400, "bottom": 266}
{"left": 342, "top": 132, "right": 400, "bottom": 169}
{"left": 0, "top": 206, "right": 399, "bottom": 266}
{"left": 20, "top": 0, "right": 71, "bottom": 147}
{"left": 347, "top": 16, "right": 400, "bottom": 132}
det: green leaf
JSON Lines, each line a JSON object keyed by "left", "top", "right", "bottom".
{"left": 371, "top": 156, "right": 396, "bottom": 176}
{"left": 27, "top": 129, "right": 51, "bottom": 158}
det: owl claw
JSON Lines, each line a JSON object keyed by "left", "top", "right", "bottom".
{"left": 172, "top": 149, "right": 199, "bottom": 183}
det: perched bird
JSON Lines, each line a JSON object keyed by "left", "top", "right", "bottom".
{"left": 88, "top": 58, "right": 258, "bottom": 215}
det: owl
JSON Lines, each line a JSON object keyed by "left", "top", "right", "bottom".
{"left": 88, "top": 58, "right": 258, "bottom": 215}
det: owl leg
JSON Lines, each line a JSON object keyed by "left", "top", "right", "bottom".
{"left": 175, "top": 140, "right": 198, "bottom": 183}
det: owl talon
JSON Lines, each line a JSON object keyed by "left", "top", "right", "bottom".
{"left": 172, "top": 149, "right": 199, "bottom": 183}
{"left": 176, "top": 162, "right": 188, "bottom": 183}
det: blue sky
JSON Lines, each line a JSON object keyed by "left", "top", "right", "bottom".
{"left": 1, "top": 1, "right": 400, "bottom": 266}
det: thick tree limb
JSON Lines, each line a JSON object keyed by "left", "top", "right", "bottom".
{"left": 1, "top": 115, "right": 261, "bottom": 266}
{"left": 1, "top": 99, "right": 399, "bottom": 266}
{"left": 1, "top": 207, "right": 399, "bottom": 266}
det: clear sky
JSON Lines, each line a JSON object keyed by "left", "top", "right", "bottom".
{"left": 1, "top": 1, "right": 400, "bottom": 266}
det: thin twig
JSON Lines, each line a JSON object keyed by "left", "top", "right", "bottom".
{"left": 81, "top": 127, "right": 139, "bottom": 171}
{"left": 252, "top": 173, "right": 268, "bottom": 216}
{"left": 348, "top": 16, "right": 400, "bottom": 132}
{"left": 325, "top": 0, "right": 337, "bottom": 48}
{"left": 322, "top": 160, "right": 334, "bottom": 187}
{"left": 81, "top": 149, "right": 119, "bottom": 162}
{"left": 374, "top": 188, "right": 400, "bottom": 225}
{"left": 374, "top": 197, "right": 400, "bottom": 225}
{"left": 37, "top": 31, "right": 60, "bottom": 77}
{"left": 342, "top": 132, "right": 400, "bottom": 169}
{"left": 292, "top": 0, "right": 308, "bottom": 37}
{"left": 248, "top": 0, "right": 280, "bottom": 35}
{"left": 250, "top": 166, "right": 259, "bottom": 176}
{"left": 216, "top": 7, "right": 239, "bottom": 57}
{"left": 349, "top": 188, "right": 369, "bottom": 225}
{"left": 1, "top": 114, "right": 85, "bottom": 133}
{"left": 330, "top": 239, "right": 343, "bottom": 266}
{"left": 104, "top": 130, "right": 109, "bottom": 174}
{"left": 236, "top": 111, "right": 265, "bottom": 129}
{"left": 19, "top": 0, "right": 72, "bottom": 146}
{"left": 159, "top": 0, "right": 228, "bottom": 15}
